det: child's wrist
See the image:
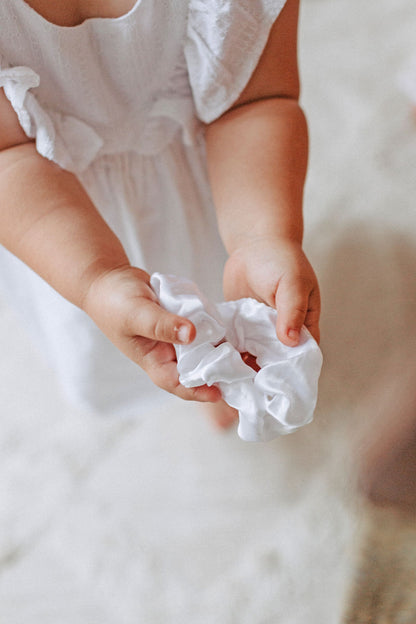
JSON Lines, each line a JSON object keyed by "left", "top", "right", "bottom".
{"left": 226, "top": 231, "right": 303, "bottom": 256}
{"left": 79, "top": 258, "right": 133, "bottom": 312}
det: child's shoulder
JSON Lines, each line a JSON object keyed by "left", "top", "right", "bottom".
{"left": 185, "top": 0, "right": 289, "bottom": 123}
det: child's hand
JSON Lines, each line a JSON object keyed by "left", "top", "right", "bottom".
{"left": 82, "top": 265, "right": 222, "bottom": 402}
{"left": 222, "top": 237, "right": 320, "bottom": 346}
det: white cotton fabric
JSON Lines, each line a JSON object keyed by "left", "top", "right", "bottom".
{"left": 0, "top": 0, "right": 287, "bottom": 415}
{"left": 151, "top": 273, "right": 323, "bottom": 442}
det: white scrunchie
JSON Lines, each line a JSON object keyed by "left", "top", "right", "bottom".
{"left": 150, "top": 273, "right": 323, "bottom": 442}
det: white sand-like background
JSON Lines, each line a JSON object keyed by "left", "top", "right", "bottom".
{"left": 1, "top": 1, "right": 416, "bottom": 622}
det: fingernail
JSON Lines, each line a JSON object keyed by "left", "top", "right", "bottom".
{"left": 177, "top": 324, "right": 191, "bottom": 344}
{"left": 288, "top": 329, "right": 300, "bottom": 343}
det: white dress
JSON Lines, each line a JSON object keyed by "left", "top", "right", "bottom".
{"left": 0, "top": 0, "right": 287, "bottom": 416}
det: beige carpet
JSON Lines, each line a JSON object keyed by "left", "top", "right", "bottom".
{"left": 344, "top": 506, "right": 416, "bottom": 623}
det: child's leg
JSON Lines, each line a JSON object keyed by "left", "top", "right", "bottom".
{"left": 359, "top": 359, "right": 416, "bottom": 514}
{"left": 362, "top": 422, "right": 416, "bottom": 513}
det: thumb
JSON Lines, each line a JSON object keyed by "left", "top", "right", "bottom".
{"left": 275, "top": 278, "right": 310, "bottom": 347}
{"left": 128, "top": 298, "right": 196, "bottom": 344}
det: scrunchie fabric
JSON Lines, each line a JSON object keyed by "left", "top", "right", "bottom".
{"left": 151, "top": 273, "right": 323, "bottom": 442}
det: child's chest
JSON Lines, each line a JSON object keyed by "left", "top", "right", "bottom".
{"left": 3, "top": 0, "right": 193, "bottom": 145}
{"left": 20, "top": 0, "right": 137, "bottom": 27}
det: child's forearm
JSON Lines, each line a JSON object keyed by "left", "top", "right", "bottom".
{"left": 0, "top": 143, "right": 218, "bottom": 402}
{"left": 205, "top": 96, "right": 308, "bottom": 253}
{"left": 0, "top": 143, "right": 130, "bottom": 308}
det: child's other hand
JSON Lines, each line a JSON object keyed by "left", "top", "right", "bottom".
{"left": 82, "top": 265, "right": 221, "bottom": 403}
{"left": 223, "top": 237, "right": 320, "bottom": 346}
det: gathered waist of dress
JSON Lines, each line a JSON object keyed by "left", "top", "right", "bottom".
{"left": 0, "top": 62, "right": 203, "bottom": 174}
{"left": 97, "top": 97, "right": 203, "bottom": 158}
{"left": 45, "top": 94, "right": 203, "bottom": 174}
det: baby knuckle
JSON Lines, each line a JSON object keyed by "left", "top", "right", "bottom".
{"left": 152, "top": 315, "right": 172, "bottom": 342}
{"left": 147, "top": 366, "right": 170, "bottom": 391}
{"left": 188, "top": 386, "right": 203, "bottom": 400}
{"left": 127, "top": 335, "right": 151, "bottom": 366}
{"left": 188, "top": 386, "right": 213, "bottom": 402}
{"left": 124, "top": 303, "right": 147, "bottom": 336}
{"left": 293, "top": 305, "right": 308, "bottom": 317}
{"left": 306, "top": 308, "right": 321, "bottom": 322}
{"left": 294, "top": 275, "right": 314, "bottom": 294}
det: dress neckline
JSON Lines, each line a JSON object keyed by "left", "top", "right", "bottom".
{"left": 16, "top": 0, "right": 143, "bottom": 30}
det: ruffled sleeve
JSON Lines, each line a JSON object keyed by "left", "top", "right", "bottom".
{"left": 184, "top": 0, "right": 287, "bottom": 123}
{"left": 0, "top": 55, "right": 102, "bottom": 174}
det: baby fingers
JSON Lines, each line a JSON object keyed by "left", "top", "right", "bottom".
{"left": 275, "top": 277, "right": 320, "bottom": 346}
{"left": 135, "top": 339, "right": 221, "bottom": 402}
{"left": 304, "top": 292, "right": 321, "bottom": 345}
{"left": 127, "top": 298, "right": 196, "bottom": 345}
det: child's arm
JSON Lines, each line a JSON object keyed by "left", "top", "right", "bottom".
{"left": 0, "top": 92, "right": 220, "bottom": 403}
{"left": 205, "top": 0, "right": 320, "bottom": 346}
